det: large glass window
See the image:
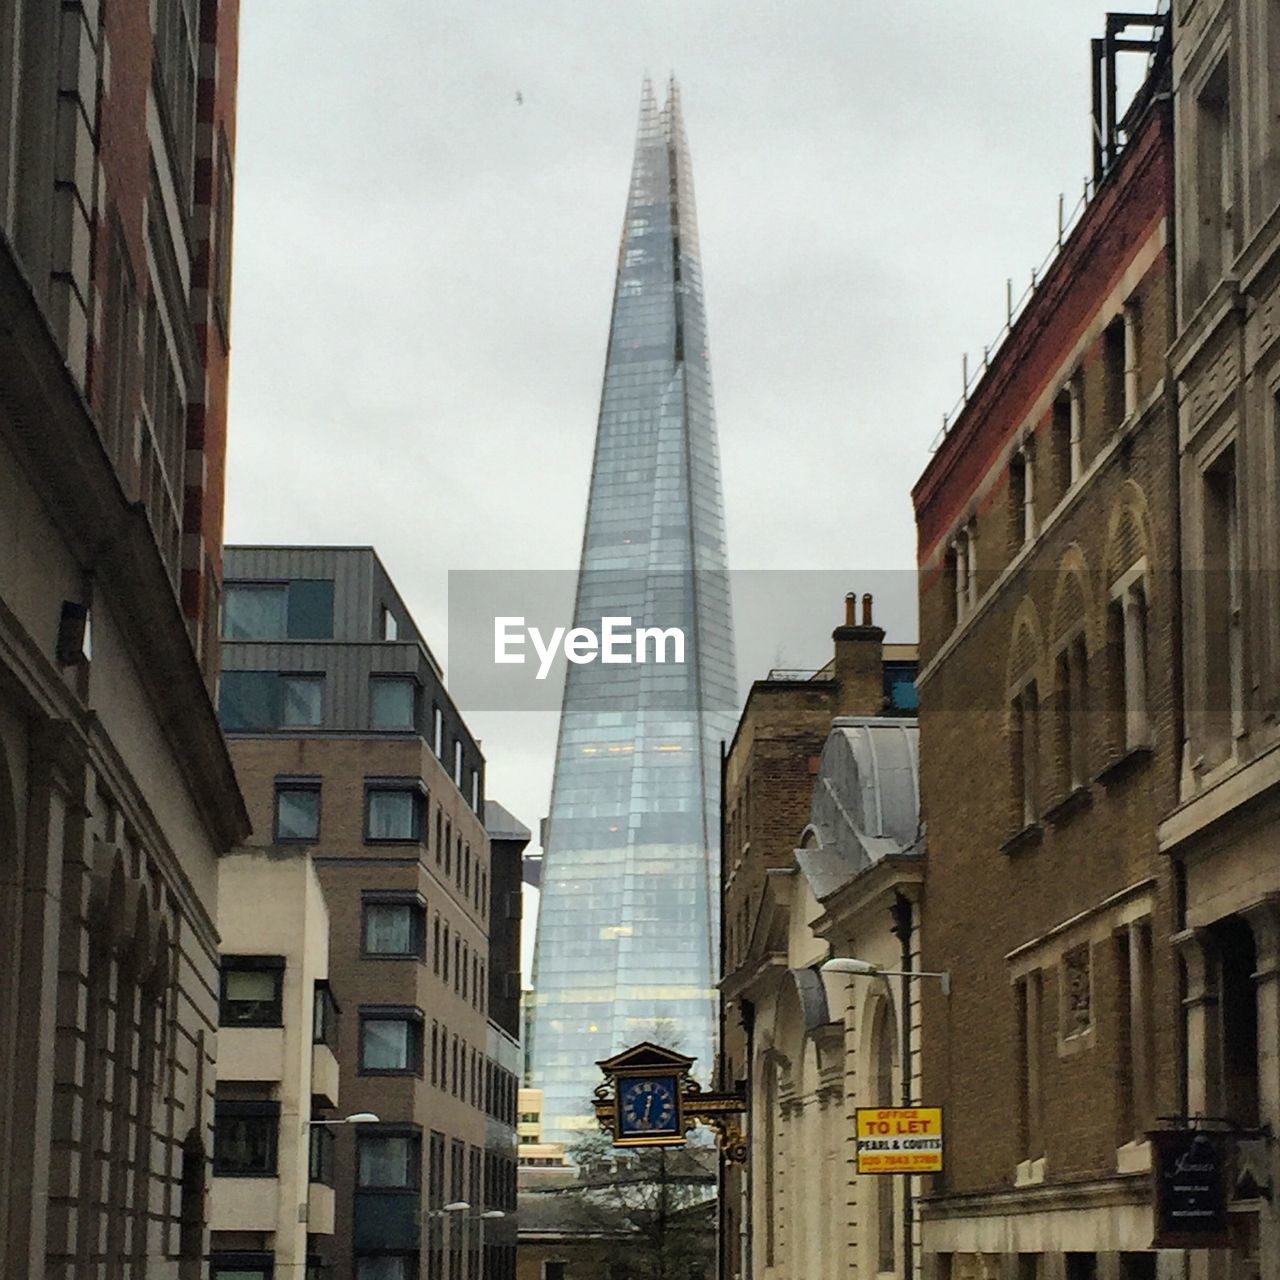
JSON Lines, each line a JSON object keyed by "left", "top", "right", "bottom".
{"left": 282, "top": 675, "right": 323, "bottom": 727}
{"left": 363, "top": 899, "right": 425, "bottom": 958}
{"left": 211, "top": 1255, "right": 274, "bottom": 1280}
{"left": 213, "top": 1101, "right": 279, "bottom": 1175}
{"left": 219, "top": 672, "right": 324, "bottom": 731}
{"left": 371, "top": 678, "right": 416, "bottom": 730}
{"left": 356, "top": 1259, "right": 413, "bottom": 1280}
{"left": 223, "top": 584, "right": 286, "bottom": 640}
{"left": 223, "top": 580, "right": 334, "bottom": 640}
{"left": 358, "top": 1133, "right": 419, "bottom": 1188}
{"left": 309, "top": 1125, "right": 336, "bottom": 1186}
{"left": 360, "top": 1009, "right": 422, "bottom": 1074}
{"left": 276, "top": 784, "right": 320, "bottom": 842}
{"left": 366, "top": 788, "right": 422, "bottom": 842}
{"left": 220, "top": 958, "right": 284, "bottom": 1027}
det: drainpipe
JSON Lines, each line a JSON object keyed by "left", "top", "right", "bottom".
{"left": 891, "top": 891, "right": 915, "bottom": 1280}
{"left": 741, "top": 998, "right": 756, "bottom": 1280}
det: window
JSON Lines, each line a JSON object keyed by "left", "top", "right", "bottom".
{"left": 1051, "top": 388, "right": 1076, "bottom": 501}
{"left": 220, "top": 957, "right": 284, "bottom": 1027}
{"left": 431, "top": 1022, "right": 440, "bottom": 1086}
{"left": 213, "top": 129, "right": 234, "bottom": 341}
{"left": 1017, "top": 972, "right": 1043, "bottom": 1160}
{"left": 213, "top": 1100, "right": 279, "bottom": 1176}
{"left": 363, "top": 896, "right": 425, "bottom": 958}
{"left": 471, "top": 769, "right": 479, "bottom": 811}
{"left": 371, "top": 678, "right": 416, "bottom": 730}
{"left": 219, "top": 671, "right": 324, "bottom": 731}
{"left": 1192, "top": 58, "right": 1234, "bottom": 306}
{"left": 444, "top": 820, "right": 453, "bottom": 875}
{"left": 366, "top": 786, "right": 424, "bottom": 842}
{"left": 211, "top": 1254, "right": 274, "bottom": 1280}
{"left": 358, "top": 1133, "right": 420, "bottom": 1189}
{"left": 454, "top": 740, "right": 464, "bottom": 787}
{"left": 281, "top": 675, "right": 323, "bottom": 727}
{"left": 1202, "top": 444, "right": 1242, "bottom": 760}
{"left": 544, "top": 1262, "right": 568, "bottom": 1280}
{"left": 1010, "top": 682, "right": 1039, "bottom": 827}
{"left": 1009, "top": 447, "right": 1034, "bottom": 548}
{"left": 382, "top": 606, "right": 399, "bottom": 641}
{"left": 433, "top": 705, "right": 443, "bottom": 756}
{"left": 1108, "top": 574, "right": 1150, "bottom": 752}
{"left": 433, "top": 916, "right": 442, "bottom": 974}
{"left": 222, "top": 580, "right": 335, "bottom": 641}
{"left": 359, "top": 1008, "right": 423, "bottom": 1074}
{"left": 275, "top": 782, "right": 320, "bottom": 842}
{"left": 1103, "top": 316, "right": 1127, "bottom": 428}
{"left": 313, "top": 980, "right": 340, "bottom": 1048}
{"left": 356, "top": 1259, "right": 415, "bottom": 1280}
{"left": 1053, "top": 634, "right": 1088, "bottom": 795}
{"left": 309, "top": 1125, "right": 336, "bottom": 1186}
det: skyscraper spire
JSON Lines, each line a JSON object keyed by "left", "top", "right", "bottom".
{"left": 527, "top": 80, "right": 737, "bottom": 1143}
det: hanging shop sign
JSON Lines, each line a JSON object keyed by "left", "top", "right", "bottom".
{"left": 855, "top": 1107, "right": 944, "bottom": 1174}
{"left": 1150, "top": 1128, "right": 1230, "bottom": 1249}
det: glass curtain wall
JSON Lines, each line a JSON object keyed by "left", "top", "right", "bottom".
{"left": 527, "top": 78, "right": 737, "bottom": 1142}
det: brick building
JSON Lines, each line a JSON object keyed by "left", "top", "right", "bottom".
{"left": 1160, "top": 2, "right": 1280, "bottom": 1275}
{"left": 218, "top": 546, "right": 521, "bottom": 1280}
{"left": 912, "top": 36, "right": 1180, "bottom": 1280}
{"left": 719, "top": 597, "right": 918, "bottom": 1280}
{"left": 0, "top": 2, "right": 247, "bottom": 1276}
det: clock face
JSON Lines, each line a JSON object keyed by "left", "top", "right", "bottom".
{"left": 618, "top": 1075, "right": 680, "bottom": 1138}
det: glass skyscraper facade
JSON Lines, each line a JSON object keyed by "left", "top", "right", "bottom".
{"left": 527, "top": 79, "right": 737, "bottom": 1142}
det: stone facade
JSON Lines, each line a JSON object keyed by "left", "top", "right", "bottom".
{"left": 0, "top": 2, "right": 246, "bottom": 1276}
{"left": 1160, "top": 3, "right": 1280, "bottom": 1277}
{"left": 912, "top": 60, "right": 1182, "bottom": 1280}
{"left": 719, "top": 599, "right": 918, "bottom": 1280}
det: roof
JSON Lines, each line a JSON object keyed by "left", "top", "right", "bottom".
{"left": 798, "top": 716, "right": 921, "bottom": 901}
{"left": 485, "top": 799, "right": 532, "bottom": 843}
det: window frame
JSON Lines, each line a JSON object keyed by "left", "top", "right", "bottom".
{"left": 358, "top": 1006, "right": 425, "bottom": 1077}
{"left": 313, "top": 979, "right": 341, "bottom": 1049}
{"left": 275, "top": 778, "right": 322, "bottom": 843}
{"left": 211, "top": 1253, "right": 275, "bottom": 1280}
{"left": 356, "top": 1127, "right": 423, "bottom": 1191}
{"left": 309, "top": 1123, "right": 337, "bottom": 1187}
{"left": 219, "top": 955, "right": 285, "bottom": 1029}
{"left": 364, "top": 780, "right": 426, "bottom": 844}
{"left": 213, "top": 1100, "right": 281, "bottom": 1177}
{"left": 370, "top": 676, "right": 418, "bottom": 732}
{"left": 361, "top": 892, "right": 427, "bottom": 961}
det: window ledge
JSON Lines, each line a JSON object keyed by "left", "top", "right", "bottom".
{"left": 1116, "top": 1139, "right": 1151, "bottom": 1174}
{"left": 1044, "top": 786, "right": 1093, "bottom": 827}
{"left": 1014, "top": 1156, "right": 1046, "bottom": 1187}
{"left": 1000, "top": 822, "right": 1044, "bottom": 857}
{"left": 1096, "top": 743, "right": 1153, "bottom": 786}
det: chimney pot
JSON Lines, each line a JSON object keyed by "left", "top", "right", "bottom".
{"left": 844, "top": 593, "right": 857, "bottom": 626}
{"left": 862, "top": 593, "right": 873, "bottom": 627}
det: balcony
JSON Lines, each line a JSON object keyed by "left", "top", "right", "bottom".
{"left": 210, "top": 1176, "right": 279, "bottom": 1233}
{"left": 311, "top": 1043, "right": 340, "bottom": 1110}
{"left": 219, "top": 1026, "right": 286, "bottom": 1083}
{"left": 308, "top": 1182, "right": 336, "bottom": 1235}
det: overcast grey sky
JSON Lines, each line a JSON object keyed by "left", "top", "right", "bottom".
{"left": 224, "top": 3, "right": 1158, "bottom": 945}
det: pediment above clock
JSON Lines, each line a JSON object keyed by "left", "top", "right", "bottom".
{"left": 596, "top": 1041, "right": 697, "bottom": 1075}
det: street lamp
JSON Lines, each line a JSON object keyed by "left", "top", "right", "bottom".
{"left": 821, "top": 956, "right": 952, "bottom": 996}
{"left": 305, "top": 1111, "right": 380, "bottom": 1128}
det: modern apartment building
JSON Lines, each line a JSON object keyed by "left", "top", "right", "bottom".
{"left": 527, "top": 77, "right": 738, "bottom": 1143}
{"left": 0, "top": 2, "right": 246, "bottom": 1275}
{"left": 912, "top": 32, "right": 1178, "bottom": 1280}
{"left": 212, "top": 851, "right": 342, "bottom": 1278}
{"left": 219, "top": 546, "right": 521, "bottom": 1280}
{"left": 719, "top": 596, "right": 919, "bottom": 1280}
{"left": 1163, "top": 3, "right": 1280, "bottom": 1275}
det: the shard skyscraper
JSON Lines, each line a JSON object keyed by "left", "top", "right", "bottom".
{"left": 527, "top": 79, "right": 737, "bottom": 1143}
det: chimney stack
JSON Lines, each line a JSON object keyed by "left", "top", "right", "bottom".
{"left": 831, "top": 590, "right": 886, "bottom": 717}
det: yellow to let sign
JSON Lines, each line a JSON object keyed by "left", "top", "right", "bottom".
{"left": 855, "top": 1107, "right": 944, "bottom": 1174}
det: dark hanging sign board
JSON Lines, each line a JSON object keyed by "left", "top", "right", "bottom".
{"left": 1150, "top": 1129, "right": 1230, "bottom": 1249}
